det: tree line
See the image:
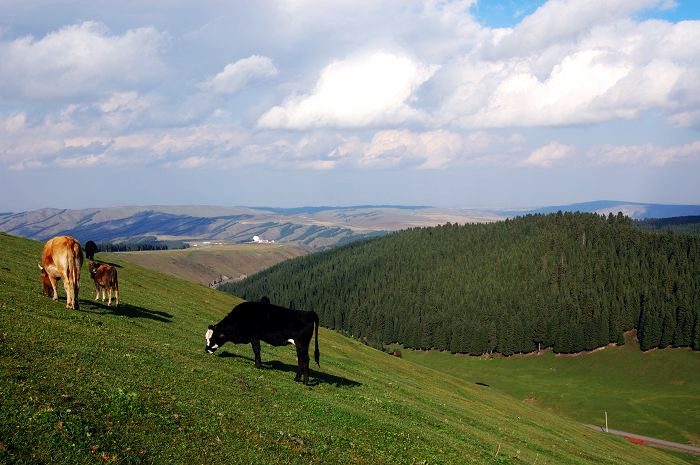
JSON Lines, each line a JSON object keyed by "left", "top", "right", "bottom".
{"left": 635, "top": 215, "right": 700, "bottom": 236}
{"left": 95, "top": 240, "right": 189, "bottom": 252}
{"left": 223, "top": 212, "right": 700, "bottom": 355}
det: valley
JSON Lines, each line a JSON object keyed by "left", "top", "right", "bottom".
{"left": 393, "top": 332, "right": 700, "bottom": 448}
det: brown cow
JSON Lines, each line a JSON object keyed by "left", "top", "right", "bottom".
{"left": 39, "top": 236, "right": 83, "bottom": 309}
{"left": 88, "top": 261, "right": 119, "bottom": 306}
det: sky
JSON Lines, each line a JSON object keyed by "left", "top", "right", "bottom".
{"left": 1, "top": 0, "right": 699, "bottom": 212}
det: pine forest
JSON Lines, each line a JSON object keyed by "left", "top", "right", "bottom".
{"left": 224, "top": 212, "right": 700, "bottom": 355}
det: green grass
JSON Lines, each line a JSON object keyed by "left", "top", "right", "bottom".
{"left": 395, "top": 339, "right": 700, "bottom": 447}
{"left": 0, "top": 232, "right": 694, "bottom": 464}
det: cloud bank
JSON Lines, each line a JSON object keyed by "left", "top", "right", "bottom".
{"left": 0, "top": 0, "right": 699, "bottom": 179}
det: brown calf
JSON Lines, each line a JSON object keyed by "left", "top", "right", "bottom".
{"left": 88, "top": 261, "right": 119, "bottom": 306}
{"left": 39, "top": 236, "right": 83, "bottom": 309}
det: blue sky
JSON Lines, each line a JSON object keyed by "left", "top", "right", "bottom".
{"left": 1, "top": 0, "right": 699, "bottom": 211}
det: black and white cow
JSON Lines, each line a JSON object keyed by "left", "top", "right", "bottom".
{"left": 205, "top": 299, "right": 320, "bottom": 384}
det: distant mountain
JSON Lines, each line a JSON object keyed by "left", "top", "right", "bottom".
{"left": 3, "top": 201, "right": 697, "bottom": 250}
{"left": 500, "top": 200, "right": 700, "bottom": 219}
{"left": 0, "top": 205, "right": 499, "bottom": 251}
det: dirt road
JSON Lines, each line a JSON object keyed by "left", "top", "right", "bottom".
{"left": 584, "top": 424, "right": 700, "bottom": 456}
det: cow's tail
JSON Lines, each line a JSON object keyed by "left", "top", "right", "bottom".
{"left": 313, "top": 311, "right": 320, "bottom": 367}
{"left": 71, "top": 241, "right": 83, "bottom": 289}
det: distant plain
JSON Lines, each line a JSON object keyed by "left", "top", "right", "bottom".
{"left": 115, "top": 243, "right": 307, "bottom": 286}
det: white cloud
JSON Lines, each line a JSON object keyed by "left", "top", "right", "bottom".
{"left": 168, "top": 156, "right": 211, "bottom": 169}
{"left": 200, "top": 55, "right": 278, "bottom": 94}
{"left": 99, "top": 92, "right": 149, "bottom": 114}
{"left": 588, "top": 141, "right": 700, "bottom": 166}
{"left": 0, "top": 21, "right": 168, "bottom": 101}
{"left": 258, "top": 51, "right": 438, "bottom": 129}
{"left": 492, "top": 0, "right": 670, "bottom": 56}
{"left": 521, "top": 142, "right": 574, "bottom": 167}
{"left": 440, "top": 3, "right": 700, "bottom": 129}
{"left": 359, "top": 130, "right": 464, "bottom": 169}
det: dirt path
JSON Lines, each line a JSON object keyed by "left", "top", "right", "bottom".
{"left": 584, "top": 424, "right": 700, "bottom": 456}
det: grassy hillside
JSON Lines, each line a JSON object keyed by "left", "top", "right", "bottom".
{"left": 395, "top": 332, "right": 700, "bottom": 447}
{"left": 0, "top": 232, "right": 692, "bottom": 464}
{"left": 115, "top": 243, "right": 307, "bottom": 286}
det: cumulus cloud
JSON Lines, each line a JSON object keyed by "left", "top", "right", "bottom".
{"left": 521, "top": 142, "right": 575, "bottom": 167}
{"left": 258, "top": 51, "right": 438, "bottom": 129}
{"left": 357, "top": 130, "right": 463, "bottom": 169}
{"left": 441, "top": 2, "right": 700, "bottom": 128}
{"left": 0, "top": 21, "right": 168, "bottom": 101}
{"left": 492, "top": 0, "right": 670, "bottom": 56}
{"left": 200, "top": 55, "right": 278, "bottom": 94}
{"left": 2, "top": 0, "right": 699, "bottom": 183}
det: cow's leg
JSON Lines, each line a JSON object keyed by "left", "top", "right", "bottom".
{"left": 73, "top": 282, "right": 79, "bottom": 310}
{"left": 101, "top": 288, "right": 106, "bottom": 303}
{"left": 295, "top": 345, "right": 310, "bottom": 384}
{"left": 94, "top": 283, "right": 100, "bottom": 301}
{"left": 61, "top": 273, "right": 73, "bottom": 308}
{"left": 114, "top": 288, "right": 119, "bottom": 306}
{"left": 107, "top": 287, "right": 112, "bottom": 306}
{"left": 251, "top": 338, "right": 262, "bottom": 368}
{"left": 294, "top": 346, "right": 303, "bottom": 382}
{"left": 48, "top": 275, "right": 59, "bottom": 301}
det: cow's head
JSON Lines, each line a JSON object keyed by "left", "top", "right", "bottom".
{"left": 88, "top": 261, "right": 100, "bottom": 278}
{"left": 38, "top": 264, "right": 52, "bottom": 296}
{"left": 205, "top": 324, "right": 225, "bottom": 354}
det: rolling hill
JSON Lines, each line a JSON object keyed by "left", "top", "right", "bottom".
{"left": 0, "top": 205, "right": 499, "bottom": 251}
{"left": 1, "top": 201, "right": 698, "bottom": 252}
{"left": 0, "top": 232, "right": 691, "bottom": 464}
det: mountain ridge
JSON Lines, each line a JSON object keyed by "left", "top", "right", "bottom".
{"left": 1, "top": 201, "right": 699, "bottom": 250}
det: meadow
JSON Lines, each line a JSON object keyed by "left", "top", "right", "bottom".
{"left": 396, "top": 337, "right": 700, "bottom": 447}
{"left": 0, "top": 232, "right": 694, "bottom": 464}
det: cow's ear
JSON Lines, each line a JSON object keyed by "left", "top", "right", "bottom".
{"left": 208, "top": 324, "right": 214, "bottom": 330}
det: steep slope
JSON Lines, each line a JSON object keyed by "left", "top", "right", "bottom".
{"left": 0, "top": 232, "right": 689, "bottom": 464}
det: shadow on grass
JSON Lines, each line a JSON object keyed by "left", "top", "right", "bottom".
{"left": 218, "top": 350, "right": 362, "bottom": 387}
{"left": 78, "top": 300, "right": 173, "bottom": 323}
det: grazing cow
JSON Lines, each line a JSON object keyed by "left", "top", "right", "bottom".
{"left": 88, "top": 261, "right": 119, "bottom": 306}
{"left": 39, "top": 236, "right": 83, "bottom": 309}
{"left": 84, "top": 240, "right": 97, "bottom": 260}
{"left": 205, "top": 300, "right": 320, "bottom": 385}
